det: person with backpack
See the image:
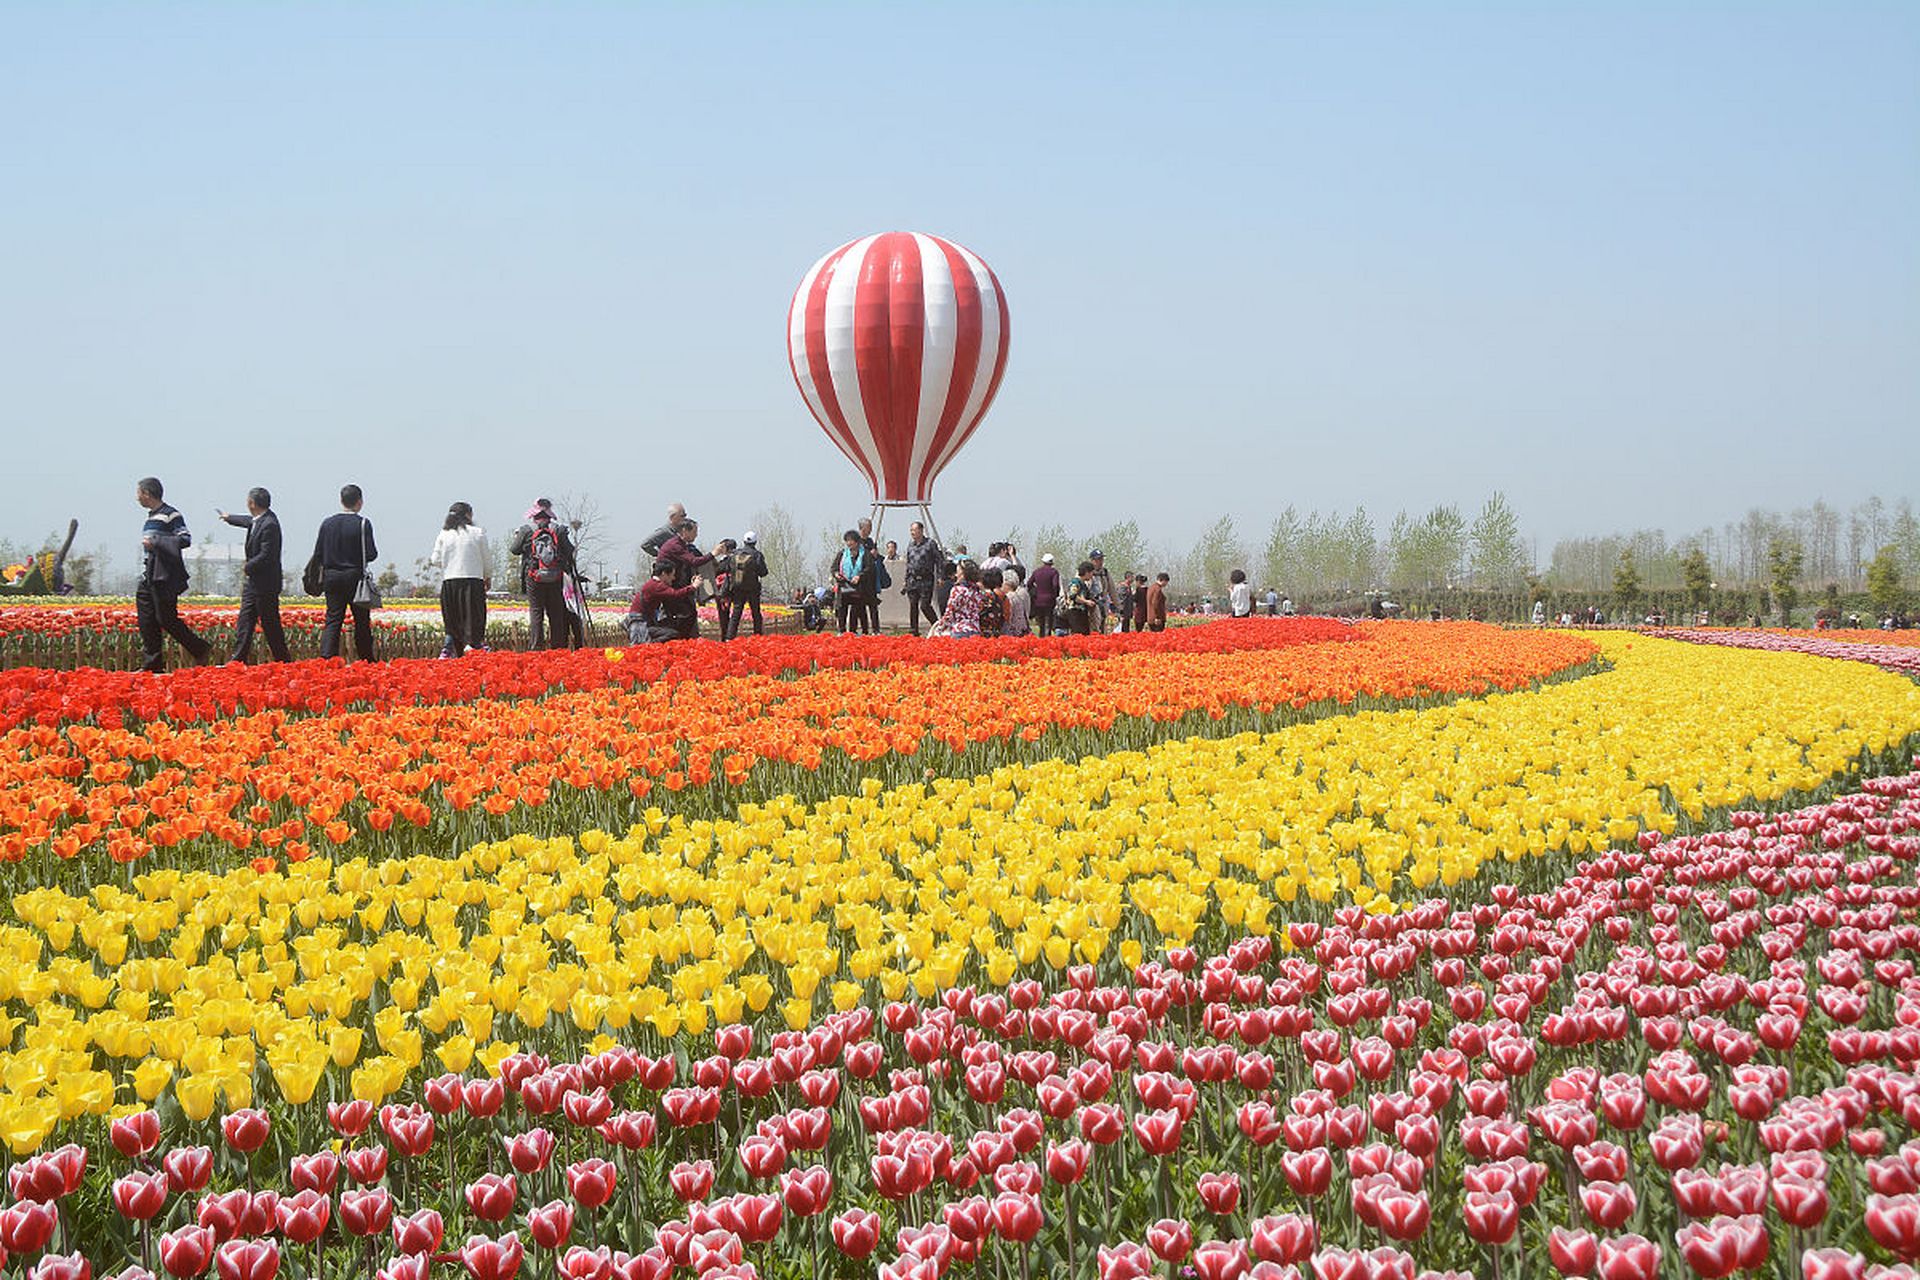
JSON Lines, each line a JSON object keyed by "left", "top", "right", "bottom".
{"left": 507, "top": 498, "right": 576, "bottom": 650}
{"left": 723, "top": 532, "right": 769, "bottom": 639}
{"left": 134, "top": 475, "right": 214, "bottom": 672}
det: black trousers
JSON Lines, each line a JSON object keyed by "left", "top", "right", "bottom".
{"left": 906, "top": 588, "right": 939, "bottom": 635}
{"left": 232, "top": 582, "right": 289, "bottom": 663}
{"left": 1063, "top": 608, "right": 1091, "bottom": 635}
{"left": 440, "top": 578, "right": 487, "bottom": 655}
{"left": 722, "top": 588, "right": 763, "bottom": 639}
{"left": 836, "top": 593, "right": 869, "bottom": 634}
{"left": 1032, "top": 605, "right": 1056, "bottom": 637}
{"left": 136, "top": 582, "right": 211, "bottom": 672}
{"left": 528, "top": 580, "right": 569, "bottom": 649}
{"left": 321, "top": 579, "right": 374, "bottom": 660}
{"left": 1117, "top": 605, "right": 1133, "bottom": 633}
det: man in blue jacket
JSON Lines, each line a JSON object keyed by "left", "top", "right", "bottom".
{"left": 218, "top": 486, "right": 288, "bottom": 663}
{"left": 135, "top": 476, "right": 212, "bottom": 672}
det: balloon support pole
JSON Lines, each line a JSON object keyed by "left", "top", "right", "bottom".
{"left": 867, "top": 503, "right": 943, "bottom": 556}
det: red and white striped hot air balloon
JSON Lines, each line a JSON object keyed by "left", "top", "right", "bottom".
{"left": 787, "top": 232, "right": 1010, "bottom": 506}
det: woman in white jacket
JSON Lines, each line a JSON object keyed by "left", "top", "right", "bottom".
{"left": 428, "top": 502, "right": 491, "bottom": 656}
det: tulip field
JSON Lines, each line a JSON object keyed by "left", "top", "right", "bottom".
{"left": 1, "top": 620, "right": 1920, "bottom": 1280}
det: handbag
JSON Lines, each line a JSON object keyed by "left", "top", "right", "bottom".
{"left": 352, "top": 517, "right": 382, "bottom": 608}
{"left": 302, "top": 555, "right": 323, "bottom": 597}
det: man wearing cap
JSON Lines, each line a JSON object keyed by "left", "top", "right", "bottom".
{"left": 1088, "top": 549, "right": 1116, "bottom": 633}
{"left": 722, "top": 532, "right": 768, "bottom": 640}
{"left": 508, "top": 498, "right": 577, "bottom": 650}
{"left": 902, "top": 521, "right": 944, "bottom": 636}
{"left": 1027, "top": 553, "right": 1061, "bottom": 637}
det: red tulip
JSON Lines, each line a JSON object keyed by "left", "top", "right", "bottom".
{"left": 288, "top": 1152, "right": 338, "bottom": 1196}
{"left": 159, "top": 1226, "right": 216, "bottom": 1279}
{"left": 1147, "top": 1219, "right": 1193, "bottom": 1264}
{"left": 1046, "top": 1140, "right": 1090, "bottom": 1186}
{"left": 340, "top": 1189, "right": 393, "bottom": 1239}
{"left": 566, "top": 1160, "right": 617, "bottom": 1211}
{"left": 1132, "top": 1109, "right": 1183, "bottom": 1157}
{"left": 30, "top": 1255, "right": 92, "bottom": 1280}
{"left": 780, "top": 1165, "right": 832, "bottom": 1217}
{"left": 1080, "top": 1104, "right": 1126, "bottom": 1146}
{"left": 424, "top": 1074, "right": 466, "bottom": 1116}
{"left": 563, "top": 1089, "right": 613, "bottom": 1130}
{"left": 381, "top": 1104, "right": 435, "bottom": 1158}
{"left": 1, "top": 1201, "right": 58, "bottom": 1255}
{"left": 111, "top": 1112, "right": 162, "bottom": 1160}
{"left": 830, "top": 1209, "right": 881, "bottom": 1259}
{"left": 1548, "top": 1228, "right": 1597, "bottom": 1277}
{"left": 275, "top": 1189, "right": 330, "bottom": 1246}
{"left": 1197, "top": 1172, "right": 1242, "bottom": 1216}
{"left": 504, "top": 1130, "right": 555, "bottom": 1175}
{"left": 1594, "top": 1234, "right": 1660, "bottom": 1280}
{"left": 716, "top": 1024, "right": 753, "bottom": 1061}
{"left": 558, "top": 1247, "right": 612, "bottom": 1280}
{"left": 1098, "top": 1243, "right": 1155, "bottom": 1280}
{"left": 1772, "top": 1175, "right": 1829, "bottom": 1229}
{"left": 670, "top": 1161, "right": 714, "bottom": 1203}
{"left": 113, "top": 1171, "right": 169, "bottom": 1222}
{"left": 211, "top": 1239, "right": 279, "bottom": 1280}
{"left": 219, "top": 1111, "right": 269, "bottom": 1156}
{"left": 344, "top": 1145, "right": 390, "bottom": 1186}
{"left": 453, "top": 1077, "right": 502, "bottom": 1118}
{"left": 1799, "top": 1249, "right": 1865, "bottom": 1280}
{"left": 1283, "top": 1148, "right": 1333, "bottom": 1197}
{"left": 527, "top": 1201, "right": 574, "bottom": 1251}
{"left": 1462, "top": 1190, "right": 1518, "bottom": 1246}
{"left": 1579, "top": 1181, "right": 1637, "bottom": 1231}
{"left": 392, "top": 1209, "right": 445, "bottom": 1257}
{"left": 989, "top": 1192, "right": 1042, "bottom": 1244}
{"left": 738, "top": 1135, "right": 786, "bottom": 1180}
{"left": 1867, "top": 1194, "right": 1920, "bottom": 1260}
{"left": 1675, "top": 1215, "right": 1765, "bottom": 1279}
{"left": 466, "top": 1174, "right": 518, "bottom": 1224}
{"left": 327, "top": 1101, "right": 374, "bottom": 1138}
{"left": 1251, "top": 1214, "right": 1317, "bottom": 1264}
{"left": 1191, "top": 1240, "right": 1250, "bottom": 1280}
{"left": 460, "top": 1233, "right": 526, "bottom": 1280}
{"left": 163, "top": 1147, "right": 213, "bottom": 1194}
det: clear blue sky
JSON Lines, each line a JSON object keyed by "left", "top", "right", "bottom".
{"left": 3, "top": 2, "right": 1915, "bottom": 581}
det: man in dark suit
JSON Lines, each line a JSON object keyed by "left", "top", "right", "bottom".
{"left": 218, "top": 486, "right": 289, "bottom": 663}
{"left": 313, "top": 484, "right": 378, "bottom": 661}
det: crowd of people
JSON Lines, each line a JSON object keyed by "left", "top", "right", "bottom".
{"left": 130, "top": 477, "right": 612, "bottom": 671}
{"left": 128, "top": 477, "right": 1287, "bottom": 671}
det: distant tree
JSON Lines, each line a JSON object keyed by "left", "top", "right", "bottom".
{"left": 1262, "top": 507, "right": 1302, "bottom": 593}
{"left": 1184, "top": 515, "right": 1246, "bottom": 595}
{"left": 1468, "top": 492, "right": 1527, "bottom": 589}
{"left": 1867, "top": 544, "right": 1905, "bottom": 618}
{"left": 1681, "top": 547, "right": 1713, "bottom": 616}
{"left": 551, "top": 492, "right": 604, "bottom": 585}
{"left": 376, "top": 562, "right": 402, "bottom": 595}
{"left": 749, "top": 503, "right": 806, "bottom": 595}
{"left": 1343, "top": 507, "right": 1377, "bottom": 591}
{"left": 1083, "top": 520, "right": 1153, "bottom": 578}
{"left": 1767, "top": 536, "right": 1804, "bottom": 625}
{"left": 1612, "top": 548, "right": 1641, "bottom": 617}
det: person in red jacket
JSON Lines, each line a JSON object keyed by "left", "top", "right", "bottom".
{"left": 630, "top": 558, "right": 699, "bottom": 642}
